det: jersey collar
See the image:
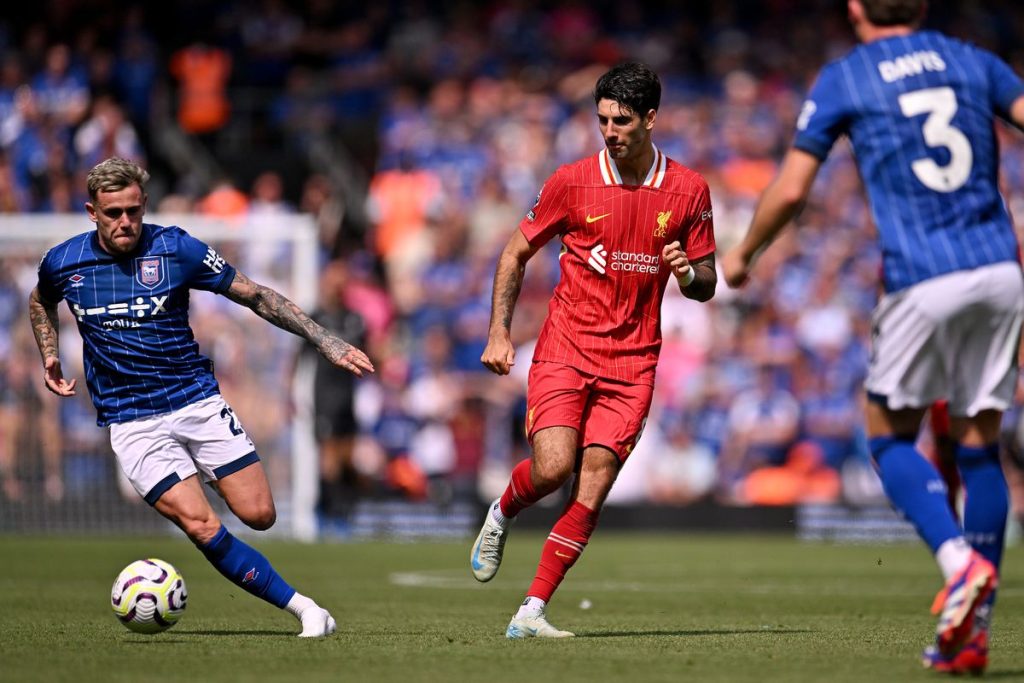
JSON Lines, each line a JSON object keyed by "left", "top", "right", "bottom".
{"left": 598, "top": 144, "right": 666, "bottom": 188}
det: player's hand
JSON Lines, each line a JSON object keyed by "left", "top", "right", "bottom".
{"left": 721, "top": 246, "right": 752, "bottom": 288}
{"left": 481, "top": 332, "right": 515, "bottom": 375}
{"left": 318, "top": 335, "right": 375, "bottom": 377}
{"left": 43, "top": 356, "right": 76, "bottom": 397}
{"left": 662, "top": 241, "right": 692, "bottom": 281}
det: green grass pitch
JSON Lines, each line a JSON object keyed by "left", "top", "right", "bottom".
{"left": 2, "top": 532, "right": 1022, "bottom": 682}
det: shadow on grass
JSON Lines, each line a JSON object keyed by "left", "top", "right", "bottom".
{"left": 583, "top": 628, "right": 812, "bottom": 638}
{"left": 124, "top": 629, "right": 294, "bottom": 639}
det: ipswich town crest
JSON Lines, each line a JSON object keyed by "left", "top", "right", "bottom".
{"left": 135, "top": 256, "right": 165, "bottom": 289}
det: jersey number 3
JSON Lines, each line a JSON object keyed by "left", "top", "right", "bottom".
{"left": 898, "top": 86, "right": 972, "bottom": 193}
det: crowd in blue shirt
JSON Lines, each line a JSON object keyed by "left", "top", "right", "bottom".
{"left": 1, "top": 1, "right": 1023, "bottom": 512}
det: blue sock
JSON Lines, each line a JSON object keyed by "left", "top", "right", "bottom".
{"left": 957, "top": 444, "right": 1007, "bottom": 570}
{"left": 870, "top": 436, "right": 962, "bottom": 553}
{"left": 198, "top": 525, "right": 297, "bottom": 608}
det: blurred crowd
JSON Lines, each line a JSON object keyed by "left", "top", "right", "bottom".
{"left": 2, "top": 1, "right": 1024, "bottom": 522}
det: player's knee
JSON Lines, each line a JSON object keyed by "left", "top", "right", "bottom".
{"left": 179, "top": 516, "right": 222, "bottom": 545}
{"left": 241, "top": 503, "right": 277, "bottom": 531}
{"left": 532, "top": 459, "right": 572, "bottom": 492}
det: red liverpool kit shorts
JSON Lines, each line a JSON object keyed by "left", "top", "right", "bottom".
{"left": 525, "top": 361, "right": 653, "bottom": 462}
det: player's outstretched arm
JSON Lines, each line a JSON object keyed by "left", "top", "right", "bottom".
{"left": 481, "top": 229, "right": 541, "bottom": 376}
{"left": 223, "top": 270, "right": 374, "bottom": 377}
{"left": 722, "top": 148, "right": 821, "bottom": 288}
{"left": 28, "top": 287, "right": 77, "bottom": 397}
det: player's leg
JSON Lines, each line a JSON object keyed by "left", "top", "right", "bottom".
{"left": 926, "top": 400, "right": 960, "bottom": 512}
{"left": 867, "top": 401, "right": 995, "bottom": 657}
{"left": 178, "top": 396, "right": 335, "bottom": 637}
{"left": 152, "top": 473, "right": 294, "bottom": 609}
{"left": 865, "top": 276, "right": 998, "bottom": 659}
{"left": 210, "top": 460, "right": 276, "bottom": 530}
{"left": 471, "top": 362, "right": 588, "bottom": 582}
{"left": 496, "top": 362, "right": 590, "bottom": 520}
{"left": 207, "top": 463, "right": 334, "bottom": 637}
{"left": 471, "top": 426, "right": 578, "bottom": 582}
{"left": 506, "top": 444, "right": 616, "bottom": 639}
{"left": 951, "top": 410, "right": 1008, "bottom": 571}
{"left": 506, "top": 375, "right": 648, "bottom": 639}
{"left": 926, "top": 264, "right": 1023, "bottom": 669}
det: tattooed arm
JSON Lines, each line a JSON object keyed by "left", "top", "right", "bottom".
{"left": 480, "top": 229, "right": 542, "bottom": 376}
{"left": 29, "top": 287, "right": 77, "bottom": 396}
{"left": 223, "top": 270, "right": 374, "bottom": 377}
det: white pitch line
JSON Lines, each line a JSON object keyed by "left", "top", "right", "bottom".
{"left": 388, "top": 570, "right": 1024, "bottom": 597}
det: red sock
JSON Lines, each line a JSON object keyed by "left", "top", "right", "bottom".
{"left": 526, "top": 501, "right": 599, "bottom": 602}
{"left": 499, "top": 459, "right": 541, "bottom": 517}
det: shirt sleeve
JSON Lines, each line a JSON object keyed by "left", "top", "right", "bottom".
{"left": 518, "top": 168, "right": 570, "bottom": 247}
{"left": 792, "top": 63, "right": 851, "bottom": 161}
{"left": 980, "top": 48, "right": 1024, "bottom": 121}
{"left": 176, "top": 229, "right": 237, "bottom": 293}
{"left": 36, "top": 249, "right": 63, "bottom": 304}
{"left": 684, "top": 176, "right": 716, "bottom": 260}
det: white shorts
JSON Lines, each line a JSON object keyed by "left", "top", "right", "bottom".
{"left": 865, "top": 261, "right": 1024, "bottom": 417}
{"left": 109, "top": 395, "right": 258, "bottom": 505}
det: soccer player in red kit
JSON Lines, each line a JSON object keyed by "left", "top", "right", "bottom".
{"left": 470, "top": 62, "right": 717, "bottom": 638}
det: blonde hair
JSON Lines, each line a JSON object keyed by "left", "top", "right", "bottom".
{"left": 86, "top": 158, "right": 150, "bottom": 201}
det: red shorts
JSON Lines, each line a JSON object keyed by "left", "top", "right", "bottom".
{"left": 526, "top": 361, "right": 653, "bottom": 463}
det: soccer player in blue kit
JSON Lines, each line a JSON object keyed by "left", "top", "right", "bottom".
{"left": 29, "top": 157, "right": 374, "bottom": 637}
{"left": 723, "top": 0, "right": 1024, "bottom": 674}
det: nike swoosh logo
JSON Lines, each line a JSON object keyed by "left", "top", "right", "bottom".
{"left": 471, "top": 542, "right": 485, "bottom": 570}
{"left": 585, "top": 213, "right": 611, "bottom": 223}
{"left": 554, "top": 551, "right": 574, "bottom": 559}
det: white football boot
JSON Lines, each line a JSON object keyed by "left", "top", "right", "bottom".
{"left": 470, "top": 499, "right": 512, "bottom": 582}
{"left": 298, "top": 607, "right": 337, "bottom": 638}
{"left": 506, "top": 609, "right": 575, "bottom": 639}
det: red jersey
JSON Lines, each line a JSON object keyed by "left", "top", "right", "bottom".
{"left": 521, "top": 146, "right": 715, "bottom": 385}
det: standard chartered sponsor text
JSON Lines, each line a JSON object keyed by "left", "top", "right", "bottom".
{"left": 611, "top": 251, "right": 660, "bottom": 273}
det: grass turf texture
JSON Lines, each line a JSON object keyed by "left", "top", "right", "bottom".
{"left": 2, "top": 532, "right": 1022, "bottom": 682}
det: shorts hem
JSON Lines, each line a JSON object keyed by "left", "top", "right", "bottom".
{"left": 212, "top": 451, "right": 260, "bottom": 479}
{"left": 144, "top": 472, "right": 182, "bottom": 506}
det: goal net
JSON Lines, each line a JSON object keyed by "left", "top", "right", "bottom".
{"left": 0, "top": 213, "right": 320, "bottom": 540}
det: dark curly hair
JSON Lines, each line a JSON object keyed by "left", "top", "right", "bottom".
{"left": 859, "top": 0, "right": 925, "bottom": 27}
{"left": 594, "top": 62, "right": 661, "bottom": 118}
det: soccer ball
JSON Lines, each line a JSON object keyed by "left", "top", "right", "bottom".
{"left": 110, "top": 558, "right": 188, "bottom": 634}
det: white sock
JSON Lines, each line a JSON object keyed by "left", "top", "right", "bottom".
{"left": 515, "top": 596, "right": 546, "bottom": 618}
{"left": 491, "top": 500, "right": 509, "bottom": 526}
{"left": 936, "top": 537, "right": 973, "bottom": 581}
{"left": 285, "top": 592, "right": 317, "bottom": 619}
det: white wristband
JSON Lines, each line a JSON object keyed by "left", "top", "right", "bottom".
{"left": 679, "top": 267, "right": 696, "bottom": 287}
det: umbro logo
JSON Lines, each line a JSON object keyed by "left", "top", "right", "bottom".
{"left": 69, "top": 274, "right": 85, "bottom": 288}
{"left": 585, "top": 212, "right": 611, "bottom": 223}
{"left": 588, "top": 244, "right": 608, "bottom": 274}
{"left": 242, "top": 567, "right": 259, "bottom": 584}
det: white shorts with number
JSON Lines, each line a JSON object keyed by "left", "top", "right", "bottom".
{"left": 109, "top": 395, "right": 258, "bottom": 505}
{"left": 866, "top": 261, "right": 1024, "bottom": 417}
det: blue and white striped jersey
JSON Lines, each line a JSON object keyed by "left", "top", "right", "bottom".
{"left": 794, "top": 30, "right": 1024, "bottom": 292}
{"left": 37, "top": 223, "right": 237, "bottom": 426}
